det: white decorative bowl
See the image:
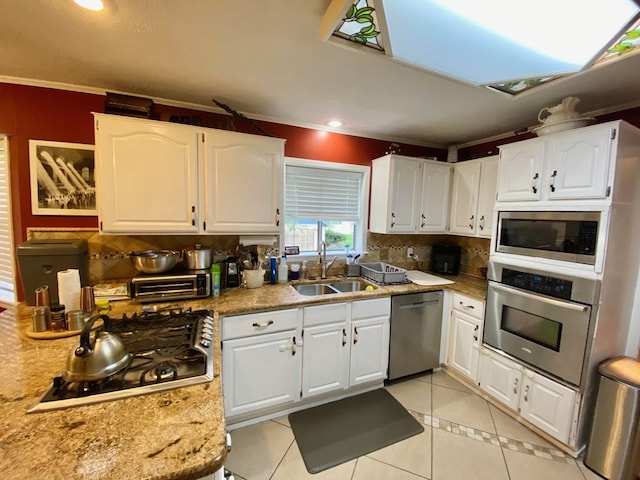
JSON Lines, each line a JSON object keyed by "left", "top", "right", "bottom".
{"left": 532, "top": 117, "right": 595, "bottom": 136}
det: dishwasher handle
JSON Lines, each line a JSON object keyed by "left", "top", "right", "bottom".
{"left": 398, "top": 300, "right": 441, "bottom": 310}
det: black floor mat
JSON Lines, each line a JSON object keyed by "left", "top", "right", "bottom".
{"left": 288, "top": 388, "right": 424, "bottom": 474}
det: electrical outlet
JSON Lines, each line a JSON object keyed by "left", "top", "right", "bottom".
{"left": 407, "top": 247, "right": 414, "bottom": 258}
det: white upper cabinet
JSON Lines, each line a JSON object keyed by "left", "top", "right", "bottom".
{"left": 95, "top": 114, "right": 200, "bottom": 233}
{"left": 449, "top": 156, "right": 498, "bottom": 237}
{"left": 370, "top": 154, "right": 451, "bottom": 234}
{"left": 497, "top": 123, "right": 618, "bottom": 204}
{"left": 94, "top": 113, "right": 284, "bottom": 234}
{"left": 202, "top": 130, "right": 284, "bottom": 233}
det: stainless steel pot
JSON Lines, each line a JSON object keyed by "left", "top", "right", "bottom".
{"left": 130, "top": 250, "right": 180, "bottom": 274}
{"left": 182, "top": 245, "right": 213, "bottom": 270}
{"left": 62, "top": 314, "right": 130, "bottom": 383}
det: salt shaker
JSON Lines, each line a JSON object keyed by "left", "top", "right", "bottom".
{"left": 32, "top": 306, "right": 50, "bottom": 332}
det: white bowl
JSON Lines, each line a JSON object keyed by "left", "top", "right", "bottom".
{"left": 532, "top": 118, "right": 595, "bottom": 136}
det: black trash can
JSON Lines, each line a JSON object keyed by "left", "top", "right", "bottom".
{"left": 584, "top": 356, "right": 640, "bottom": 480}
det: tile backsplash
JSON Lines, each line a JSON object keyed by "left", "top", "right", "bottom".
{"left": 26, "top": 228, "right": 490, "bottom": 284}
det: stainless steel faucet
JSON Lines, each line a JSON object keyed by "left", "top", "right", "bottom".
{"left": 318, "top": 241, "right": 337, "bottom": 279}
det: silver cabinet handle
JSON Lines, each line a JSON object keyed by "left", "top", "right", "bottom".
{"left": 523, "top": 385, "right": 530, "bottom": 402}
{"left": 342, "top": 328, "right": 347, "bottom": 347}
{"left": 252, "top": 320, "right": 274, "bottom": 328}
{"left": 291, "top": 336, "right": 296, "bottom": 356}
{"left": 531, "top": 172, "right": 539, "bottom": 194}
{"left": 353, "top": 326, "right": 358, "bottom": 344}
{"left": 513, "top": 377, "right": 519, "bottom": 394}
{"left": 459, "top": 301, "right": 475, "bottom": 310}
{"left": 490, "top": 282, "right": 589, "bottom": 312}
{"left": 275, "top": 208, "right": 280, "bottom": 227}
{"left": 191, "top": 205, "right": 197, "bottom": 226}
{"left": 468, "top": 214, "right": 475, "bottom": 229}
{"left": 226, "top": 432, "right": 232, "bottom": 452}
{"left": 473, "top": 324, "right": 479, "bottom": 342}
{"left": 391, "top": 213, "right": 396, "bottom": 228}
{"left": 550, "top": 170, "right": 558, "bottom": 192}
{"left": 421, "top": 213, "right": 426, "bottom": 228}
{"left": 479, "top": 215, "right": 485, "bottom": 231}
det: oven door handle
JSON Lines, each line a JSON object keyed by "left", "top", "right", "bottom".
{"left": 490, "top": 283, "right": 589, "bottom": 312}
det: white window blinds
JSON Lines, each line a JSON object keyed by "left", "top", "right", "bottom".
{"left": 0, "top": 136, "right": 16, "bottom": 305}
{"left": 285, "top": 165, "right": 362, "bottom": 220}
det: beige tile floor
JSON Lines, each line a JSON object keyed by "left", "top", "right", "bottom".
{"left": 224, "top": 370, "right": 602, "bottom": 480}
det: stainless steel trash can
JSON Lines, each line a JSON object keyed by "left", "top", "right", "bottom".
{"left": 584, "top": 356, "right": 640, "bottom": 480}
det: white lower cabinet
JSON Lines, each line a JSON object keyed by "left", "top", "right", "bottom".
{"left": 223, "top": 298, "right": 390, "bottom": 422}
{"left": 478, "top": 348, "right": 576, "bottom": 444}
{"left": 301, "top": 303, "right": 350, "bottom": 398}
{"left": 222, "top": 309, "right": 302, "bottom": 418}
{"left": 447, "top": 293, "right": 484, "bottom": 383}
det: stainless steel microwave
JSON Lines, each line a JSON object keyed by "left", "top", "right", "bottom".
{"left": 495, "top": 211, "right": 600, "bottom": 265}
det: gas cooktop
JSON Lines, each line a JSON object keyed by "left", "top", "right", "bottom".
{"left": 29, "top": 307, "right": 215, "bottom": 413}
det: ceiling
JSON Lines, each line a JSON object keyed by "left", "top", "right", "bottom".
{"left": 2, "top": 0, "right": 640, "bottom": 147}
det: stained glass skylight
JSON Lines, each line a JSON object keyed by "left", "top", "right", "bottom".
{"left": 322, "top": 0, "right": 640, "bottom": 95}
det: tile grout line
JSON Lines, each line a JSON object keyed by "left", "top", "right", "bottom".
{"left": 410, "top": 410, "right": 576, "bottom": 465}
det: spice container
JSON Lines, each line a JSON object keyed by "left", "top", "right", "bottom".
{"left": 32, "top": 306, "right": 50, "bottom": 332}
{"left": 50, "top": 304, "right": 66, "bottom": 331}
{"left": 66, "top": 310, "right": 85, "bottom": 331}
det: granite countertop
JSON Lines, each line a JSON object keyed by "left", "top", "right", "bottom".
{"left": 0, "top": 272, "right": 486, "bottom": 480}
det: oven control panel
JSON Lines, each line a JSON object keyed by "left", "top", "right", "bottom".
{"left": 502, "top": 268, "right": 572, "bottom": 300}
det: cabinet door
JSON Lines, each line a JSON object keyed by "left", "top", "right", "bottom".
{"left": 95, "top": 115, "right": 199, "bottom": 233}
{"left": 476, "top": 156, "right": 498, "bottom": 238}
{"left": 388, "top": 157, "right": 421, "bottom": 232}
{"left": 519, "top": 370, "right": 575, "bottom": 443}
{"left": 202, "top": 130, "right": 284, "bottom": 233}
{"left": 497, "top": 140, "right": 545, "bottom": 202}
{"left": 478, "top": 349, "right": 522, "bottom": 411}
{"left": 449, "top": 161, "right": 481, "bottom": 235}
{"left": 302, "top": 322, "right": 350, "bottom": 398}
{"left": 418, "top": 162, "right": 451, "bottom": 233}
{"left": 447, "top": 309, "right": 482, "bottom": 382}
{"left": 350, "top": 317, "right": 390, "bottom": 386}
{"left": 222, "top": 330, "right": 301, "bottom": 417}
{"left": 546, "top": 126, "right": 612, "bottom": 200}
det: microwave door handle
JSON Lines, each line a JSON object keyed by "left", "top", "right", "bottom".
{"left": 490, "top": 283, "right": 589, "bottom": 312}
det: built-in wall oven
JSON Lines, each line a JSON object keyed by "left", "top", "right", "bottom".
{"left": 495, "top": 211, "right": 601, "bottom": 266}
{"left": 484, "top": 261, "right": 600, "bottom": 387}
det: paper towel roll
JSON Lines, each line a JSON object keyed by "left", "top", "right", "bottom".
{"left": 57, "top": 269, "right": 81, "bottom": 311}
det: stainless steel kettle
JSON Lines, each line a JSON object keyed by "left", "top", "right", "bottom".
{"left": 62, "top": 314, "right": 130, "bottom": 383}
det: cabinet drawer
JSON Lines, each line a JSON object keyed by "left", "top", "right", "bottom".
{"left": 452, "top": 293, "right": 484, "bottom": 318}
{"left": 222, "top": 308, "right": 299, "bottom": 340}
{"left": 352, "top": 297, "right": 391, "bottom": 320}
{"left": 303, "top": 302, "right": 347, "bottom": 327}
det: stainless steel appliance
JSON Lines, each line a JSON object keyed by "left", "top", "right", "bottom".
{"left": 495, "top": 211, "right": 600, "bottom": 265}
{"left": 131, "top": 270, "right": 211, "bottom": 302}
{"left": 388, "top": 291, "right": 443, "bottom": 381}
{"left": 29, "top": 308, "right": 215, "bottom": 412}
{"left": 485, "top": 261, "right": 600, "bottom": 387}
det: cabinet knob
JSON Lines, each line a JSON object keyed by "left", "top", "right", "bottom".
{"left": 549, "top": 170, "right": 558, "bottom": 192}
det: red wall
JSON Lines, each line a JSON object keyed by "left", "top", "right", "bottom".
{"left": 0, "top": 83, "right": 445, "bottom": 249}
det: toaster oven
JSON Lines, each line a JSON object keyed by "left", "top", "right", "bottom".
{"left": 131, "top": 271, "right": 211, "bottom": 302}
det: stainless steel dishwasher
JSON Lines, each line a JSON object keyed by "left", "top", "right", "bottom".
{"left": 388, "top": 291, "right": 444, "bottom": 381}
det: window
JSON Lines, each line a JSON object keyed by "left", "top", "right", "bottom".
{"left": 284, "top": 158, "right": 369, "bottom": 257}
{"left": 0, "top": 136, "right": 16, "bottom": 305}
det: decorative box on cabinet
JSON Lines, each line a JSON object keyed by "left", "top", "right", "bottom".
{"left": 449, "top": 156, "right": 498, "bottom": 237}
{"left": 370, "top": 155, "right": 451, "bottom": 234}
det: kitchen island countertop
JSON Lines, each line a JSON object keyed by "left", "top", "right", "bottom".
{"left": 0, "top": 272, "right": 486, "bottom": 480}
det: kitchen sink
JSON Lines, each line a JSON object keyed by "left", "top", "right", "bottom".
{"left": 328, "top": 280, "right": 372, "bottom": 292}
{"left": 293, "top": 284, "right": 339, "bottom": 296}
{"left": 292, "top": 279, "right": 375, "bottom": 296}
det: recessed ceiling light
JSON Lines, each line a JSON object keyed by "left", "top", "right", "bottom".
{"left": 327, "top": 120, "right": 343, "bottom": 128}
{"left": 73, "top": 0, "right": 104, "bottom": 11}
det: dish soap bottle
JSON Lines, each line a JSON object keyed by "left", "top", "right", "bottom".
{"left": 278, "top": 255, "right": 288, "bottom": 283}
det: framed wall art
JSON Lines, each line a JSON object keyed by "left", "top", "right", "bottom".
{"left": 29, "top": 140, "right": 97, "bottom": 216}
